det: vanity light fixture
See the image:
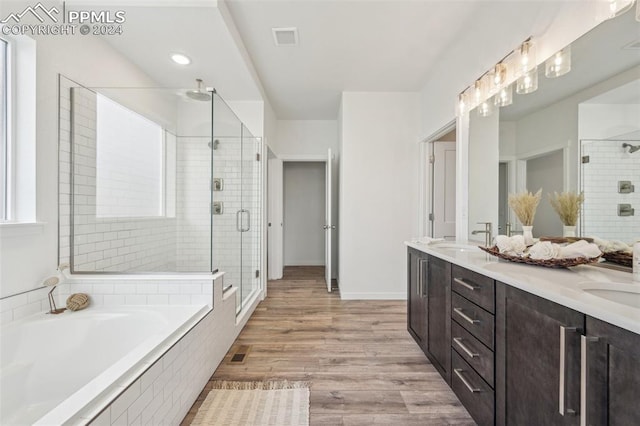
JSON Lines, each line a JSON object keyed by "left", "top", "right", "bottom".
{"left": 493, "top": 63, "right": 508, "bottom": 87}
{"left": 473, "top": 79, "right": 486, "bottom": 105}
{"left": 477, "top": 99, "right": 494, "bottom": 117}
{"left": 458, "top": 92, "right": 467, "bottom": 115}
{"left": 171, "top": 53, "right": 191, "bottom": 65}
{"left": 494, "top": 84, "right": 513, "bottom": 107}
{"left": 545, "top": 46, "right": 571, "bottom": 78}
{"left": 516, "top": 67, "right": 538, "bottom": 94}
{"left": 518, "top": 40, "right": 535, "bottom": 75}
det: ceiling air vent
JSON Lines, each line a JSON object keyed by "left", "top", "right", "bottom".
{"left": 272, "top": 27, "right": 298, "bottom": 46}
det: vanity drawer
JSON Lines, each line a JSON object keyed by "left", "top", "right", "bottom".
{"left": 451, "top": 321, "right": 494, "bottom": 388}
{"left": 451, "top": 350, "right": 494, "bottom": 426}
{"left": 451, "top": 265, "right": 495, "bottom": 313}
{"left": 452, "top": 292, "right": 494, "bottom": 350}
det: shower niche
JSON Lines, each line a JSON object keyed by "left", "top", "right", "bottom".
{"left": 58, "top": 76, "right": 262, "bottom": 312}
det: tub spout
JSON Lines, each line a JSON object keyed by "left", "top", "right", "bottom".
{"left": 43, "top": 276, "right": 66, "bottom": 315}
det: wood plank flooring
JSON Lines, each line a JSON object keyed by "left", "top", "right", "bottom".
{"left": 182, "top": 266, "right": 474, "bottom": 425}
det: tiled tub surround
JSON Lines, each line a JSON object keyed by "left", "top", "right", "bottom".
{"left": 0, "top": 273, "right": 243, "bottom": 425}
{"left": 405, "top": 241, "right": 639, "bottom": 334}
{"left": 580, "top": 139, "right": 640, "bottom": 241}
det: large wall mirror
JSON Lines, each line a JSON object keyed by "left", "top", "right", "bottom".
{"left": 468, "top": 10, "right": 640, "bottom": 242}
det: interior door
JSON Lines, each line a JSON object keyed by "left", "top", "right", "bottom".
{"left": 324, "top": 149, "right": 333, "bottom": 292}
{"left": 432, "top": 141, "right": 456, "bottom": 239}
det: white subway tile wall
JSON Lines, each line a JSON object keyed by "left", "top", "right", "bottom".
{"left": 59, "top": 77, "right": 178, "bottom": 272}
{"left": 0, "top": 277, "right": 215, "bottom": 326}
{"left": 581, "top": 140, "right": 640, "bottom": 242}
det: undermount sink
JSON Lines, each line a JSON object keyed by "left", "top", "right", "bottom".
{"left": 579, "top": 282, "right": 640, "bottom": 309}
{"left": 433, "top": 243, "right": 481, "bottom": 253}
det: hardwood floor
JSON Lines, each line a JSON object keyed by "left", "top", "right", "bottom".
{"left": 182, "top": 266, "right": 474, "bottom": 425}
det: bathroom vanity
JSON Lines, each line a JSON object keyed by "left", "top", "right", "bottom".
{"left": 406, "top": 242, "right": 640, "bottom": 426}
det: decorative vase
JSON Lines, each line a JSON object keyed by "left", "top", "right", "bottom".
{"left": 563, "top": 225, "right": 576, "bottom": 238}
{"left": 522, "top": 226, "right": 534, "bottom": 246}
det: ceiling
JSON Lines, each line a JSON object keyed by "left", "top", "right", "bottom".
{"left": 224, "top": 0, "right": 569, "bottom": 119}
{"left": 68, "top": 1, "right": 263, "bottom": 102}
{"left": 57, "top": 1, "right": 631, "bottom": 121}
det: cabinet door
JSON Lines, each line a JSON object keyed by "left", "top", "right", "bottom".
{"left": 427, "top": 255, "right": 451, "bottom": 383}
{"left": 496, "top": 283, "right": 584, "bottom": 426}
{"left": 407, "top": 249, "right": 427, "bottom": 346}
{"left": 583, "top": 316, "right": 640, "bottom": 426}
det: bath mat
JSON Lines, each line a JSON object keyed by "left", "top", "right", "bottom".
{"left": 191, "top": 381, "right": 310, "bottom": 426}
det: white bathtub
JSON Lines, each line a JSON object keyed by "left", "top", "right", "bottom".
{"left": 0, "top": 305, "right": 210, "bottom": 425}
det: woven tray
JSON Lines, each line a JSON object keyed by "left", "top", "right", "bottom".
{"left": 479, "top": 246, "right": 601, "bottom": 268}
{"left": 602, "top": 251, "right": 632, "bottom": 267}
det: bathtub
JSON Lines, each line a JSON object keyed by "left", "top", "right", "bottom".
{"left": 0, "top": 304, "right": 210, "bottom": 425}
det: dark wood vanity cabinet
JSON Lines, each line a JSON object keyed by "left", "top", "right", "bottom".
{"left": 496, "top": 282, "right": 584, "bottom": 426}
{"left": 407, "top": 248, "right": 451, "bottom": 383}
{"left": 407, "top": 248, "right": 427, "bottom": 346}
{"left": 583, "top": 316, "right": 640, "bottom": 426}
{"left": 407, "top": 249, "right": 640, "bottom": 425}
{"left": 450, "top": 266, "right": 496, "bottom": 426}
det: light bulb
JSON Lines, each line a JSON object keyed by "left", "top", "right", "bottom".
{"left": 458, "top": 92, "right": 467, "bottom": 115}
{"left": 493, "top": 63, "right": 507, "bottom": 87}
{"left": 473, "top": 80, "right": 484, "bottom": 104}
{"left": 519, "top": 40, "right": 535, "bottom": 74}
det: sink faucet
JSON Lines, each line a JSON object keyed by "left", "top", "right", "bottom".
{"left": 472, "top": 222, "right": 493, "bottom": 247}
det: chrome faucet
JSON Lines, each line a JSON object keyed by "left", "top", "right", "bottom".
{"left": 472, "top": 222, "right": 493, "bottom": 247}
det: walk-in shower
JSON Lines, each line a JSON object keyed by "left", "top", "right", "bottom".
{"left": 58, "top": 77, "right": 262, "bottom": 313}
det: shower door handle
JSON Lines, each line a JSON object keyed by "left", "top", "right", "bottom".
{"left": 243, "top": 210, "right": 251, "bottom": 232}
{"left": 236, "top": 210, "right": 242, "bottom": 232}
{"left": 237, "top": 209, "right": 250, "bottom": 232}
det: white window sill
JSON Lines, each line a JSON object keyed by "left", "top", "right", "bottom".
{"left": 0, "top": 221, "right": 47, "bottom": 237}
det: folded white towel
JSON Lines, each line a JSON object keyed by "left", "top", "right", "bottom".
{"left": 528, "top": 241, "right": 561, "bottom": 260}
{"left": 495, "top": 235, "right": 527, "bottom": 256}
{"left": 559, "top": 240, "right": 601, "bottom": 259}
{"left": 593, "top": 237, "right": 631, "bottom": 254}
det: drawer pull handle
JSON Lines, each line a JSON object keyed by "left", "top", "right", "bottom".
{"left": 453, "top": 277, "right": 479, "bottom": 291}
{"left": 559, "top": 325, "right": 578, "bottom": 416}
{"left": 453, "top": 337, "right": 479, "bottom": 358}
{"left": 453, "top": 307, "right": 480, "bottom": 325}
{"left": 454, "top": 368, "right": 481, "bottom": 393}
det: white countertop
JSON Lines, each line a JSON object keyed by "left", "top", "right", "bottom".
{"left": 405, "top": 241, "right": 640, "bottom": 335}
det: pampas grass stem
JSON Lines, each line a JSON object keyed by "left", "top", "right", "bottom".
{"left": 548, "top": 191, "right": 584, "bottom": 226}
{"left": 508, "top": 189, "right": 542, "bottom": 226}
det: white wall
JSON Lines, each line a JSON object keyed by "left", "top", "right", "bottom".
{"left": 283, "top": 162, "right": 326, "bottom": 266}
{"left": 0, "top": 33, "right": 159, "bottom": 298}
{"left": 272, "top": 120, "right": 339, "bottom": 279}
{"left": 339, "top": 92, "right": 419, "bottom": 299}
{"left": 468, "top": 111, "right": 499, "bottom": 242}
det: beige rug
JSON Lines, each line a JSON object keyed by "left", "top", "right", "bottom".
{"left": 191, "top": 381, "right": 310, "bottom": 426}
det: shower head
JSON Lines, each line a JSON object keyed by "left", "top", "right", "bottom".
{"left": 622, "top": 143, "right": 640, "bottom": 154}
{"left": 186, "top": 78, "right": 211, "bottom": 102}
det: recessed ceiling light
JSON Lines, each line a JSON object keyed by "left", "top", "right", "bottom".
{"left": 171, "top": 53, "right": 191, "bottom": 65}
{"left": 272, "top": 27, "right": 298, "bottom": 46}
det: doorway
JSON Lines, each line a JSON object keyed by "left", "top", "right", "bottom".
{"left": 526, "top": 150, "right": 564, "bottom": 237}
{"left": 283, "top": 162, "right": 326, "bottom": 267}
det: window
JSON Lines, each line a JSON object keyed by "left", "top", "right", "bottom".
{"left": 1, "top": 38, "right": 9, "bottom": 221}
{"left": 95, "top": 93, "right": 164, "bottom": 218}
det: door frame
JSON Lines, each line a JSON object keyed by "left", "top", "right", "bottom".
{"left": 274, "top": 154, "right": 334, "bottom": 283}
{"left": 419, "top": 120, "right": 457, "bottom": 238}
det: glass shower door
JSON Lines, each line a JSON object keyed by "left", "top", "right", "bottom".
{"left": 239, "top": 125, "right": 260, "bottom": 312}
